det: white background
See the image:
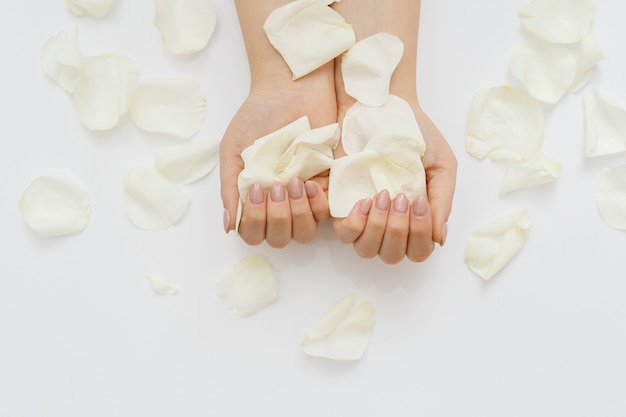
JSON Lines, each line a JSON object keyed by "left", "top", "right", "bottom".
{"left": 2, "top": 1, "right": 626, "bottom": 416}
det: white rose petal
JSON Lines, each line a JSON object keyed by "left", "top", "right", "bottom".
{"left": 41, "top": 27, "right": 82, "bottom": 93}
{"left": 216, "top": 255, "right": 277, "bottom": 318}
{"left": 341, "top": 95, "right": 422, "bottom": 155}
{"left": 301, "top": 293, "right": 375, "bottom": 361}
{"left": 155, "top": 0, "right": 216, "bottom": 54}
{"left": 124, "top": 165, "right": 190, "bottom": 231}
{"left": 583, "top": 88, "right": 626, "bottom": 158}
{"left": 509, "top": 35, "right": 603, "bottom": 104}
{"left": 154, "top": 138, "right": 219, "bottom": 184}
{"left": 464, "top": 209, "right": 532, "bottom": 281}
{"left": 500, "top": 152, "right": 561, "bottom": 195}
{"left": 73, "top": 54, "right": 140, "bottom": 131}
{"left": 596, "top": 165, "right": 626, "bottom": 231}
{"left": 264, "top": 0, "right": 355, "bottom": 79}
{"left": 466, "top": 85, "right": 544, "bottom": 161}
{"left": 130, "top": 77, "right": 207, "bottom": 139}
{"left": 147, "top": 275, "right": 179, "bottom": 295}
{"left": 519, "top": 0, "right": 596, "bottom": 44}
{"left": 341, "top": 32, "right": 404, "bottom": 107}
{"left": 66, "top": 0, "right": 115, "bottom": 19}
{"left": 18, "top": 172, "right": 91, "bottom": 238}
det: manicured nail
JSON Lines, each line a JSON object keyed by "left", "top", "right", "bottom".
{"left": 392, "top": 193, "right": 409, "bottom": 213}
{"left": 223, "top": 209, "right": 231, "bottom": 234}
{"left": 249, "top": 183, "right": 264, "bottom": 205}
{"left": 288, "top": 178, "right": 303, "bottom": 200}
{"left": 358, "top": 198, "right": 372, "bottom": 215}
{"left": 270, "top": 182, "right": 286, "bottom": 202}
{"left": 412, "top": 195, "right": 428, "bottom": 217}
{"left": 305, "top": 181, "right": 317, "bottom": 198}
{"left": 440, "top": 222, "right": 448, "bottom": 246}
{"left": 375, "top": 190, "right": 390, "bottom": 210}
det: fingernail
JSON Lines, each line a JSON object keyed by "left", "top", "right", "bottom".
{"left": 270, "top": 182, "right": 286, "bottom": 202}
{"left": 412, "top": 195, "right": 428, "bottom": 217}
{"left": 440, "top": 222, "right": 448, "bottom": 246}
{"left": 223, "top": 209, "right": 231, "bottom": 234}
{"left": 249, "top": 183, "right": 264, "bottom": 205}
{"left": 392, "top": 193, "right": 408, "bottom": 213}
{"left": 375, "top": 190, "right": 390, "bottom": 210}
{"left": 288, "top": 178, "right": 303, "bottom": 200}
{"left": 305, "top": 181, "right": 317, "bottom": 198}
{"left": 358, "top": 198, "right": 372, "bottom": 215}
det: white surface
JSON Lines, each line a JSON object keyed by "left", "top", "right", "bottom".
{"left": 2, "top": 1, "right": 626, "bottom": 416}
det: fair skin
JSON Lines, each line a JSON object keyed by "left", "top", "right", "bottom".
{"left": 220, "top": 0, "right": 457, "bottom": 263}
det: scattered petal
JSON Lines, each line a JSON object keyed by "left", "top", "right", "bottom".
{"left": 509, "top": 35, "right": 603, "bottom": 104}
{"left": 155, "top": 0, "right": 217, "bottom": 54}
{"left": 124, "top": 165, "right": 190, "bottom": 231}
{"left": 41, "top": 27, "right": 82, "bottom": 93}
{"left": 264, "top": 0, "right": 355, "bottom": 79}
{"left": 341, "top": 95, "right": 422, "bottom": 155}
{"left": 301, "top": 293, "right": 375, "bottom": 361}
{"left": 130, "top": 77, "right": 207, "bottom": 139}
{"left": 18, "top": 172, "right": 91, "bottom": 238}
{"left": 583, "top": 88, "right": 626, "bottom": 158}
{"left": 73, "top": 54, "right": 140, "bottom": 131}
{"left": 216, "top": 255, "right": 277, "bottom": 318}
{"left": 519, "top": 0, "right": 596, "bottom": 43}
{"left": 341, "top": 32, "right": 404, "bottom": 107}
{"left": 500, "top": 152, "right": 561, "bottom": 195}
{"left": 238, "top": 116, "right": 339, "bottom": 202}
{"left": 466, "top": 85, "right": 544, "bottom": 161}
{"left": 464, "top": 209, "right": 532, "bottom": 281}
{"left": 147, "top": 275, "right": 179, "bottom": 295}
{"left": 596, "top": 165, "right": 626, "bottom": 231}
{"left": 154, "top": 138, "right": 219, "bottom": 184}
{"left": 66, "top": 0, "right": 116, "bottom": 19}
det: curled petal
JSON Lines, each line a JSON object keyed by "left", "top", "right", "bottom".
{"left": 130, "top": 77, "right": 207, "bottom": 139}
{"left": 147, "top": 275, "right": 179, "bottom": 295}
{"left": 41, "top": 27, "right": 81, "bottom": 93}
{"left": 509, "top": 35, "right": 603, "bottom": 104}
{"left": 500, "top": 152, "right": 561, "bottom": 195}
{"left": 466, "top": 85, "right": 544, "bottom": 161}
{"left": 341, "top": 32, "right": 404, "bottom": 107}
{"left": 154, "top": 138, "right": 219, "bottom": 184}
{"left": 73, "top": 54, "right": 140, "bottom": 131}
{"left": 341, "top": 95, "right": 423, "bottom": 155}
{"left": 216, "top": 255, "right": 277, "bottom": 318}
{"left": 65, "top": 0, "right": 115, "bottom": 19}
{"left": 519, "top": 0, "right": 596, "bottom": 44}
{"left": 18, "top": 172, "right": 91, "bottom": 238}
{"left": 301, "top": 293, "right": 375, "bottom": 361}
{"left": 155, "top": 0, "right": 216, "bottom": 54}
{"left": 264, "top": 0, "right": 355, "bottom": 79}
{"left": 584, "top": 88, "right": 626, "bottom": 158}
{"left": 596, "top": 165, "right": 626, "bottom": 231}
{"left": 464, "top": 209, "right": 532, "bottom": 281}
{"left": 124, "top": 165, "right": 190, "bottom": 231}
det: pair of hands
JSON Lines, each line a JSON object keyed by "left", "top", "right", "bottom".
{"left": 219, "top": 66, "right": 457, "bottom": 264}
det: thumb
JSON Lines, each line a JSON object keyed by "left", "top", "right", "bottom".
{"left": 219, "top": 139, "right": 244, "bottom": 232}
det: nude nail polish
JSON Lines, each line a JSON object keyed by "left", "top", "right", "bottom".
{"left": 223, "top": 209, "right": 230, "bottom": 234}
{"left": 440, "top": 222, "right": 448, "bottom": 246}
{"left": 288, "top": 178, "right": 303, "bottom": 199}
{"left": 358, "top": 198, "right": 373, "bottom": 215}
{"left": 270, "top": 182, "right": 286, "bottom": 202}
{"left": 412, "top": 195, "right": 428, "bottom": 217}
{"left": 392, "top": 193, "right": 409, "bottom": 213}
{"left": 305, "top": 181, "right": 317, "bottom": 198}
{"left": 375, "top": 190, "right": 390, "bottom": 210}
{"left": 249, "top": 183, "right": 264, "bottom": 204}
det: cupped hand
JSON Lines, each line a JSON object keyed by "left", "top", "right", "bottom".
{"left": 220, "top": 68, "right": 337, "bottom": 247}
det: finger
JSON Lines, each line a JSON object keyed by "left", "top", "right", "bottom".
{"left": 425, "top": 148, "right": 457, "bottom": 246}
{"left": 304, "top": 180, "right": 331, "bottom": 223}
{"left": 406, "top": 195, "right": 435, "bottom": 262}
{"left": 353, "top": 190, "right": 391, "bottom": 259}
{"left": 288, "top": 178, "right": 318, "bottom": 243}
{"left": 332, "top": 198, "right": 372, "bottom": 244}
{"left": 238, "top": 183, "right": 267, "bottom": 246}
{"left": 219, "top": 139, "right": 244, "bottom": 233}
{"left": 378, "top": 193, "right": 410, "bottom": 264}
{"left": 265, "top": 182, "right": 292, "bottom": 248}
